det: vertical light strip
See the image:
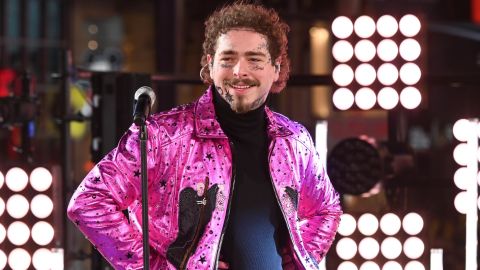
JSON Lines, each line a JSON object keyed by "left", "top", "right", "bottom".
{"left": 465, "top": 118, "right": 478, "bottom": 270}
{"left": 315, "top": 120, "right": 328, "bottom": 168}
{"left": 430, "top": 248, "right": 443, "bottom": 270}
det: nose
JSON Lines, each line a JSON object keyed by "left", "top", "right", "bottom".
{"left": 232, "top": 59, "right": 248, "bottom": 78}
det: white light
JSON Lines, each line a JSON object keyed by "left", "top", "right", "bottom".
{"left": 382, "top": 261, "right": 402, "bottom": 270}
{"left": 381, "top": 237, "right": 403, "bottom": 259}
{"left": 355, "top": 64, "right": 376, "bottom": 86}
{"left": 31, "top": 221, "right": 54, "bottom": 246}
{"left": 454, "top": 167, "right": 472, "bottom": 190}
{"left": 333, "top": 40, "right": 354, "bottom": 62}
{"left": 0, "top": 171, "right": 4, "bottom": 189}
{"left": 377, "top": 63, "right": 399, "bottom": 86}
{"left": 338, "top": 261, "right": 359, "bottom": 270}
{"left": 359, "top": 237, "right": 380, "bottom": 259}
{"left": 5, "top": 167, "right": 29, "bottom": 192}
{"left": 0, "top": 197, "right": 4, "bottom": 217}
{"left": 405, "top": 261, "right": 425, "bottom": 270}
{"left": 32, "top": 248, "right": 52, "bottom": 270}
{"left": 358, "top": 213, "right": 379, "bottom": 235}
{"left": 30, "top": 167, "right": 53, "bottom": 192}
{"left": 333, "top": 64, "right": 354, "bottom": 86}
{"left": 377, "top": 87, "right": 399, "bottom": 110}
{"left": 332, "top": 16, "right": 354, "bottom": 39}
{"left": 354, "top": 16, "right": 376, "bottom": 38}
{"left": 377, "top": 39, "right": 398, "bottom": 62}
{"left": 380, "top": 213, "right": 401, "bottom": 235}
{"left": 400, "top": 87, "right": 421, "bottom": 110}
{"left": 0, "top": 250, "right": 6, "bottom": 270}
{"left": 355, "top": 88, "right": 377, "bottom": 110}
{"left": 51, "top": 248, "right": 64, "bottom": 270}
{"left": 453, "top": 143, "right": 472, "bottom": 166}
{"left": 454, "top": 191, "right": 468, "bottom": 214}
{"left": 360, "top": 261, "right": 380, "bottom": 270}
{"left": 430, "top": 249, "right": 443, "bottom": 270}
{"left": 338, "top": 213, "right": 357, "bottom": 236}
{"left": 8, "top": 248, "right": 31, "bottom": 270}
{"left": 0, "top": 224, "right": 5, "bottom": 244}
{"left": 6, "top": 194, "right": 30, "bottom": 219}
{"left": 399, "top": 15, "right": 421, "bottom": 37}
{"left": 403, "top": 212, "right": 424, "bottom": 235}
{"left": 31, "top": 194, "right": 54, "bottom": 219}
{"left": 403, "top": 237, "right": 425, "bottom": 259}
{"left": 453, "top": 119, "right": 475, "bottom": 142}
{"left": 7, "top": 221, "right": 30, "bottom": 246}
{"left": 355, "top": 40, "right": 376, "bottom": 62}
{"left": 400, "top": 39, "right": 421, "bottom": 61}
{"left": 333, "top": 88, "right": 355, "bottom": 111}
{"left": 399, "top": 63, "right": 421, "bottom": 85}
{"left": 336, "top": 237, "right": 358, "bottom": 260}
{"left": 377, "top": 15, "right": 398, "bottom": 38}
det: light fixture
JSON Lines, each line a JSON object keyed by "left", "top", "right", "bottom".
{"left": 377, "top": 15, "right": 398, "bottom": 38}
{"left": 333, "top": 40, "right": 354, "bottom": 62}
{"left": 358, "top": 213, "right": 379, "bottom": 236}
{"left": 333, "top": 88, "right": 355, "bottom": 110}
{"left": 354, "top": 16, "right": 376, "bottom": 38}
{"left": 5, "top": 167, "right": 29, "bottom": 192}
{"left": 332, "top": 16, "right": 354, "bottom": 39}
{"left": 399, "top": 14, "right": 421, "bottom": 37}
{"left": 355, "top": 87, "right": 376, "bottom": 110}
{"left": 377, "top": 39, "right": 398, "bottom": 62}
{"left": 336, "top": 237, "right": 358, "bottom": 260}
{"left": 377, "top": 87, "right": 399, "bottom": 110}
{"left": 338, "top": 213, "right": 357, "bottom": 236}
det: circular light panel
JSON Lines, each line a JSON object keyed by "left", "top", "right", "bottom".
{"left": 5, "top": 167, "right": 28, "bottom": 192}
{"left": 358, "top": 213, "right": 379, "bottom": 235}
{"left": 400, "top": 14, "right": 421, "bottom": 37}
{"left": 377, "top": 15, "right": 398, "bottom": 38}
{"left": 380, "top": 213, "right": 401, "bottom": 235}
{"left": 31, "top": 194, "right": 54, "bottom": 219}
{"left": 8, "top": 248, "right": 31, "bottom": 270}
{"left": 31, "top": 221, "right": 54, "bottom": 246}
{"left": 354, "top": 16, "right": 376, "bottom": 38}
{"left": 333, "top": 41, "right": 354, "bottom": 62}
{"left": 6, "top": 194, "right": 29, "bottom": 219}
{"left": 355, "top": 88, "right": 377, "bottom": 110}
{"left": 332, "top": 16, "right": 354, "bottom": 39}
{"left": 336, "top": 237, "right": 357, "bottom": 260}
{"left": 30, "top": 167, "right": 53, "bottom": 192}
{"left": 338, "top": 213, "right": 357, "bottom": 236}
{"left": 7, "top": 221, "right": 30, "bottom": 246}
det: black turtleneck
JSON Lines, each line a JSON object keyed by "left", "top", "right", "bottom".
{"left": 213, "top": 87, "right": 285, "bottom": 270}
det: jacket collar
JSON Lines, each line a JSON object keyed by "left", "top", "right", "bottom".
{"left": 194, "top": 86, "right": 292, "bottom": 138}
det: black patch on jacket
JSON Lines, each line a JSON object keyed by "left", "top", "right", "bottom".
{"left": 285, "top": 186, "right": 298, "bottom": 210}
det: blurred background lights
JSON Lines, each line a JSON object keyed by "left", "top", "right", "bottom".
{"left": 399, "top": 63, "right": 421, "bottom": 85}
{"left": 31, "top": 221, "right": 55, "bottom": 246}
{"left": 333, "top": 40, "right": 354, "bottom": 62}
{"left": 402, "top": 212, "right": 424, "bottom": 235}
{"left": 338, "top": 261, "right": 358, "bottom": 270}
{"left": 359, "top": 261, "right": 380, "bottom": 270}
{"left": 404, "top": 261, "right": 426, "bottom": 270}
{"left": 8, "top": 248, "right": 31, "bottom": 270}
{"left": 355, "top": 40, "right": 376, "bottom": 62}
{"left": 30, "top": 167, "right": 53, "bottom": 192}
{"left": 382, "top": 261, "right": 402, "bottom": 270}
{"left": 381, "top": 237, "right": 403, "bottom": 259}
{"left": 355, "top": 88, "right": 377, "bottom": 110}
{"left": 403, "top": 237, "right": 425, "bottom": 259}
{"left": 377, "top": 87, "right": 399, "bottom": 110}
{"left": 338, "top": 213, "right": 357, "bottom": 236}
{"left": 332, "top": 16, "right": 354, "bottom": 39}
{"left": 358, "top": 213, "right": 379, "bottom": 236}
{"left": 0, "top": 250, "right": 6, "bottom": 270}
{"left": 453, "top": 119, "right": 475, "bottom": 141}
{"left": 400, "top": 87, "right": 422, "bottom": 109}
{"left": 454, "top": 191, "right": 468, "bottom": 214}
{"left": 454, "top": 167, "right": 472, "bottom": 190}
{"left": 5, "top": 167, "right": 28, "bottom": 192}
{"left": 31, "top": 194, "right": 54, "bottom": 219}
{"left": 6, "top": 194, "right": 30, "bottom": 219}
{"left": 358, "top": 237, "right": 380, "bottom": 259}
{"left": 377, "top": 63, "right": 399, "bottom": 86}
{"left": 380, "top": 213, "right": 401, "bottom": 235}
{"left": 7, "top": 221, "right": 30, "bottom": 246}
{"left": 0, "top": 197, "right": 4, "bottom": 216}
{"left": 453, "top": 143, "right": 472, "bottom": 166}
{"left": 0, "top": 171, "right": 4, "bottom": 189}
{"left": 400, "top": 39, "right": 421, "bottom": 61}
{"left": 354, "top": 16, "right": 376, "bottom": 38}
{"left": 355, "top": 64, "right": 376, "bottom": 86}
{"left": 336, "top": 237, "right": 358, "bottom": 260}
{"left": 376, "top": 15, "right": 398, "bottom": 38}
{"left": 333, "top": 64, "right": 354, "bottom": 86}
{"left": 399, "top": 15, "right": 421, "bottom": 37}
{"left": 0, "top": 224, "right": 6, "bottom": 243}
{"left": 377, "top": 39, "right": 398, "bottom": 62}
{"left": 333, "top": 88, "right": 355, "bottom": 110}
{"left": 32, "top": 248, "right": 53, "bottom": 270}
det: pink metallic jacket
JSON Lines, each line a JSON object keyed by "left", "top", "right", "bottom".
{"left": 67, "top": 87, "right": 342, "bottom": 270}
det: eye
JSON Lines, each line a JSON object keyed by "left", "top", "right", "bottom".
{"left": 249, "top": 58, "right": 262, "bottom": 62}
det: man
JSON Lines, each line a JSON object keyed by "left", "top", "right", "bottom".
{"left": 68, "top": 3, "right": 341, "bottom": 270}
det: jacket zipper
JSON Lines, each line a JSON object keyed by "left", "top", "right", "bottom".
{"left": 179, "top": 176, "right": 210, "bottom": 270}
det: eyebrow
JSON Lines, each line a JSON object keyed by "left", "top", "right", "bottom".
{"left": 219, "top": 50, "right": 267, "bottom": 57}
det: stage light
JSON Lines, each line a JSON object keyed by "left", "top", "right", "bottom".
{"left": 332, "top": 16, "right": 354, "bottom": 39}
{"left": 0, "top": 197, "right": 4, "bottom": 216}
{"left": 355, "top": 87, "right": 376, "bottom": 110}
{"left": 355, "top": 64, "right": 376, "bottom": 86}
{"left": 355, "top": 40, "right": 376, "bottom": 62}
{"left": 377, "top": 39, "right": 398, "bottom": 62}
{"left": 338, "top": 261, "right": 358, "bottom": 270}
{"left": 5, "top": 167, "right": 28, "bottom": 192}
{"left": 380, "top": 213, "right": 402, "bottom": 235}
{"left": 6, "top": 194, "right": 30, "bottom": 219}
{"left": 377, "top": 15, "right": 398, "bottom": 38}
{"left": 30, "top": 167, "right": 53, "bottom": 192}
{"left": 336, "top": 237, "right": 358, "bottom": 260}
{"left": 403, "top": 212, "right": 423, "bottom": 235}
{"left": 32, "top": 248, "right": 53, "bottom": 270}
{"left": 0, "top": 224, "right": 5, "bottom": 243}
{"left": 453, "top": 119, "right": 475, "bottom": 142}
{"left": 8, "top": 248, "right": 31, "bottom": 270}
{"left": 338, "top": 213, "right": 357, "bottom": 236}
{"left": 403, "top": 237, "right": 425, "bottom": 259}
{"left": 333, "top": 64, "right": 354, "bottom": 86}
{"left": 454, "top": 167, "right": 472, "bottom": 190}
{"left": 377, "top": 63, "right": 399, "bottom": 86}
{"left": 359, "top": 261, "right": 380, "bottom": 270}
{"left": 404, "top": 260, "right": 425, "bottom": 270}
{"left": 333, "top": 40, "right": 354, "bottom": 62}
{"left": 399, "top": 39, "right": 421, "bottom": 61}
{"left": 453, "top": 143, "right": 472, "bottom": 166}
{"left": 333, "top": 88, "right": 355, "bottom": 110}
{"left": 0, "top": 250, "right": 6, "bottom": 269}
{"left": 31, "top": 194, "right": 54, "bottom": 219}
{"left": 7, "top": 221, "right": 30, "bottom": 246}
{"left": 354, "top": 16, "right": 376, "bottom": 38}
{"left": 377, "top": 87, "right": 399, "bottom": 110}
{"left": 399, "top": 63, "right": 421, "bottom": 85}
{"left": 358, "top": 213, "right": 379, "bottom": 236}
{"left": 0, "top": 171, "right": 4, "bottom": 188}
{"left": 31, "top": 221, "right": 54, "bottom": 246}
{"left": 400, "top": 87, "right": 421, "bottom": 109}
{"left": 399, "top": 15, "right": 421, "bottom": 37}
{"left": 358, "top": 237, "right": 380, "bottom": 260}
{"left": 381, "top": 237, "right": 403, "bottom": 259}
{"left": 454, "top": 191, "right": 468, "bottom": 214}
{"left": 382, "top": 261, "right": 402, "bottom": 270}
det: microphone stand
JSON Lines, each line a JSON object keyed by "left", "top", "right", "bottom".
{"left": 139, "top": 122, "right": 150, "bottom": 270}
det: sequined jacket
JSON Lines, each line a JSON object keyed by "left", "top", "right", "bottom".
{"left": 67, "top": 87, "right": 342, "bottom": 270}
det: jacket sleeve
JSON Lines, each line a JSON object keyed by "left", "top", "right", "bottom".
{"left": 298, "top": 133, "right": 342, "bottom": 264}
{"left": 67, "top": 122, "right": 161, "bottom": 270}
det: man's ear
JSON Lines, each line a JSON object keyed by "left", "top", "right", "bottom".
{"left": 207, "top": 54, "right": 213, "bottom": 77}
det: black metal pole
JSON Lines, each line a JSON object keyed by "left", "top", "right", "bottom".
{"left": 140, "top": 123, "right": 150, "bottom": 269}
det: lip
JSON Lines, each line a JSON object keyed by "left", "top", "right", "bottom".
{"left": 228, "top": 84, "right": 253, "bottom": 93}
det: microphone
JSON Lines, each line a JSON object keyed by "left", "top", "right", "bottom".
{"left": 133, "top": 86, "right": 156, "bottom": 126}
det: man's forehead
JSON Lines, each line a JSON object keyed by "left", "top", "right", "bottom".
{"left": 214, "top": 29, "right": 269, "bottom": 54}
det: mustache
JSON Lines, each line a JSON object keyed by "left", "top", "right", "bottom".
{"left": 224, "top": 78, "right": 260, "bottom": 87}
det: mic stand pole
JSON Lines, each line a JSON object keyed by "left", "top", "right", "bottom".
{"left": 139, "top": 123, "right": 150, "bottom": 270}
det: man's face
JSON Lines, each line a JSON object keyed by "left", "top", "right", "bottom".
{"left": 208, "top": 29, "right": 279, "bottom": 113}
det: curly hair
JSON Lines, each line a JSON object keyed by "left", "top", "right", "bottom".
{"left": 200, "top": 2, "right": 290, "bottom": 93}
